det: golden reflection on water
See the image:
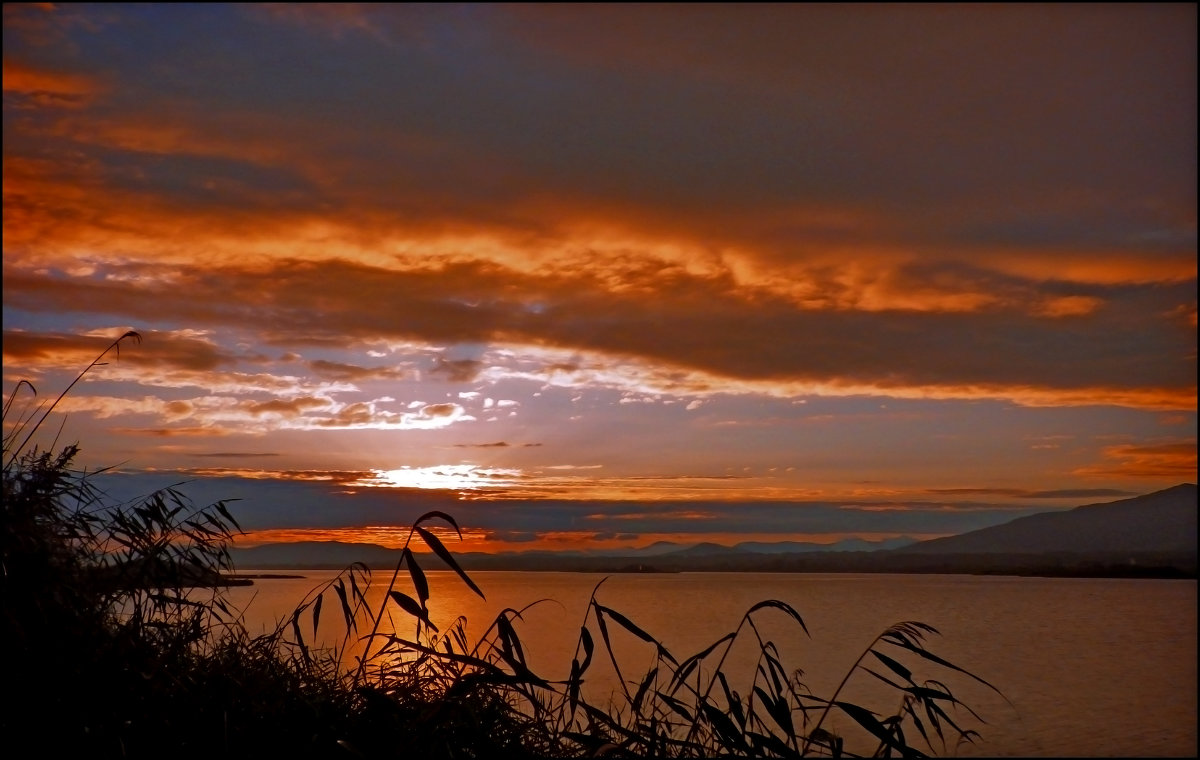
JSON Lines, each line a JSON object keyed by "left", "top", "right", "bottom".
{"left": 219, "top": 571, "right": 1197, "bottom": 758}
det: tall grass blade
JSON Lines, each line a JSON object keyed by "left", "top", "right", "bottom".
{"left": 402, "top": 547, "right": 429, "bottom": 606}
{"left": 883, "top": 633, "right": 1001, "bottom": 692}
{"left": 668, "top": 632, "right": 735, "bottom": 693}
{"left": 746, "top": 598, "right": 810, "bottom": 635}
{"left": 311, "top": 592, "right": 323, "bottom": 638}
{"left": 333, "top": 579, "right": 356, "bottom": 633}
{"left": 872, "top": 649, "right": 915, "bottom": 684}
{"left": 632, "top": 666, "right": 658, "bottom": 712}
{"left": 414, "top": 526, "right": 484, "bottom": 599}
{"left": 388, "top": 590, "right": 438, "bottom": 632}
{"left": 835, "top": 701, "right": 924, "bottom": 758}
{"left": 579, "top": 626, "right": 594, "bottom": 673}
{"left": 595, "top": 603, "right": 677, "bottom": 664}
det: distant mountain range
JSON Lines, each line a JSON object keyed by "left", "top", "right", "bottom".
{"left": 228, "top": 484, "right": 1197, "bottom": 578}
{"left": 895, "top": 482, "right": 1197, "bottom": 555}
{"left": 228, "top": 535, "right": 918, "bottom": 570}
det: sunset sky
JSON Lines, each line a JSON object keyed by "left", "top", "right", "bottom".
{"left": 3, "top": 4, "right": 1196, "bottom": 553}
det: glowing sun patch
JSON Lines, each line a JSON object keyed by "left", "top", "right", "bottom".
{"left": 356, "top": 465, "right": 523, "bottom": 491}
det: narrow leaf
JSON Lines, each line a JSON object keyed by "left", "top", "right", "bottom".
{"left": 579, "top": 626, "right": 595, "bottom": 673}
{"left": 746, "top": 598, "right": 810, "bottom": 635}
{"left": 871, "top": 650, "right": 915, "bottom": 684}
{"left": 836, "top": 701, "right": 921, "bottom": 758}
{"left": 388, "top": 590, "right": 438, "bottom": 632}
{"left": 669, "top": 632, "right": 736, "bottom": 692}
{"left": 747, "top": 730, "right": 795, "bottom": 758}
{"left": 214, "top": 499, "right": 242, "bottom": 531}
{"left": 632, "top": 666, "right": 658, "bottom": 712}
{"left": 311, "top": 592, "right": 323, "bottom": 638}
{"left": 656, "top": 691, "right": 694, "bottom": 722}
{"left": 568, "top": 658, "right": 582, "bottom": 714}
{"left": 702, "top": 702, "right": 746, "bottom": 750}
{"left": 290, "top": 612, "right": 309, "bottom": 658}
{"left": 496, "top": 612, "right": 529, "bottom": 667}
{"left": 333, "top": 580, "right": 356, "bottom": 632}
{"left": 415, "top": 526, "right": 484, "bottom": 599}
{"left": 595, "top": 604, "right": 655, "bottom": 644}
{"left": 717, "top": 670, "right": 745, "bottom": 728}
{"left": 885, "top": 637, "right": 1000, "bottom": 692}
{"left": 402, "top": 548, "right": 429, "bottom": 606}
{"left": 594, "top": 607, "right": 613, "bottom": 656}
{"left": 412, "top": 510, "right": 464, "bottom": 536}
{"left": 596, "top": 604, "right": 677, "bottom": 664}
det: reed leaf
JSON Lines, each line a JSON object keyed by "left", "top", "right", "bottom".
{"left": 333, "top": 579, "right": 356, "bottom": 633}
{"left": 835, "top": 701, "right": 924, "bottom": 759}
{"left": 579, "top": 626, "right": 595, "bottom": 673}
{"left": 746, "top": 598, "right": 810, "bottom": 636}
{"left": 655, "top": 690, "right": 694, "bottom": 723}
{"left": 402, "top": 547, "right": 429, "bottom": 607}
{"left": 414, "top": 526, "right": 484, "bottom": 600}
{"left": 388, "top": 590, "right": 438, "bottom": 632}
{"left": 872, "top": 649, "right": 916, "bottom": 684}
{"left": 632, "top": 666, "right": 658, "bottom": 713}
{"left": 882, "top": 633, "right": 1001, "bottom": 693}
{"left": 594, "top": 603, "right": 677, "bottom": 665}
{"left": 702, "top": 700, "right": 748, "bottom": 751}
{"left": 311, "top": 591, "right": 323, "bottom": 638}
{"left": 668, "top": 632, "right": 736, "bottom": 693}
{"left": 716, "top": 670, "right": 745, "bottom": 729}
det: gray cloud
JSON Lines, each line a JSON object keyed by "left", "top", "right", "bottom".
{"left": 307, "top": 359, "right": 408, "bottom": 382}
{"left": 5, "top": 4, "right": 1192, "bottom": 257}
{"left": 431, "top": 359, "right": 485, "bottom": 382}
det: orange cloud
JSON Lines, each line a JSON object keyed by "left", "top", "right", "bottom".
{"left": 1074, "top": 442, "right": 1198, "bottom": 479}
{"left": 2, "top": 59, "right": 100, "bottom": 101}
{"left": 1032, "top": 295, "right": 1104, "bottom": 318}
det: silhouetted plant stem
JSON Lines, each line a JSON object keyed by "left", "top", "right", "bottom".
{"left": 6, "top": 330, "right": 140, "bottom": 469}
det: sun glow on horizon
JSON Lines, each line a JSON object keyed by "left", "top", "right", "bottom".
{"left": 356, "top": 465, "right": 526, "bottom": 492}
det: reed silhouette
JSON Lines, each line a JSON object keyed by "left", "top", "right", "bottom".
{"left": 2, "top": 333, "right": 1002, "bottom": 758}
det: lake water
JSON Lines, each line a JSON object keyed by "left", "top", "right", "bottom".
{"left": 214, "top": 571, "right": 1197, "bottom": 758}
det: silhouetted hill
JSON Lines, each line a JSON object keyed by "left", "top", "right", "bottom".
{"left": 896, "top": 483, "right": 1197, "bottom": 555}
{"left": 228, "top": 486, "right": 1197, "bottom": 577}
{"left": 229, "top": 535, "right": 915, "bottom": 570}
{"left": 733, "top": 537, "right": 917, "bottom": 553}
{"left": 665, "top": 537, "right": 916, "bottom": 557}
{"left": 670, "top": 542, "right": 730, "bottom": 557}
{"left": 230, "top": 541, "right": 401, "bottom": 569}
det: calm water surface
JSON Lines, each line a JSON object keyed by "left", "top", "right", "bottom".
{"left": 219, "top": 571, "right": 1197, "bottom": 758}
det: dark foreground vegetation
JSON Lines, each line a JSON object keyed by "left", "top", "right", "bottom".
{"left": 3, "top": 334, "right": 1003, "bottom": 758}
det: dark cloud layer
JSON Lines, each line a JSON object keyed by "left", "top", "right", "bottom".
{"left": 5, "top": 5, "right": 1193, "bottom": 255}
{"left": 2, "top": 4, "right": 1194, "bottom": 531}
